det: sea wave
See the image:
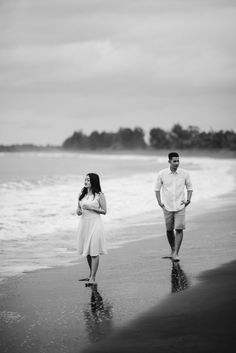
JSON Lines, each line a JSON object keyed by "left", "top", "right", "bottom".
{"left": 0, "top": 160, "right": 235, "bottom": 242}
{"left": 0, "top": 154, "right": 235, "bottom": 279}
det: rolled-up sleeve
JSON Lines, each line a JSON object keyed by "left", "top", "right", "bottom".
{"left": 185, "top": 172, "right": 193, "bottom": 191}
{"left": 154, "top": 172, "right": 162, "bottom": 191}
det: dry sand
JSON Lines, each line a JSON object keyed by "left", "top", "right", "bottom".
{"left": 0, "top": 194, "right": 236, "bottom": 353}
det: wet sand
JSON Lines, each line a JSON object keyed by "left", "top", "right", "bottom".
{"left": 0, "top": 196, "right": 236, "bottom": 353}
{"left": 84, "top": 260, "right": 236, "bottom": 353}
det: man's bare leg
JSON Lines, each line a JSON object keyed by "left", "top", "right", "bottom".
{"left": 173, "top": 229, "right": 183, "bottom": 261}
{"left": 167, "top": 230, "right": 175, "bottom": 257}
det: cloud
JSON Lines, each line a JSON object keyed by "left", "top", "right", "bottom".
{"left": 0, "top": 40, "right": 140, "bottom": 87}
{"left": 1, "top": 2, "right": 235, "bottom": 92}
{"left": 0, "top": 0, "right": 236, "bottom": 143}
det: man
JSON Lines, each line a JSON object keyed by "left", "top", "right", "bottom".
{"left": 155, "top": 152, "right": 193, "bottom": 261}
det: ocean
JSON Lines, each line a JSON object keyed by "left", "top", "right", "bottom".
{"left": 0, "top": 152, "right": 235, "bottom": 281}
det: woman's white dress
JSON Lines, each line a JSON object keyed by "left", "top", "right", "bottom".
{"left": 77, "top": 193, "right": 107, "bottom": 256}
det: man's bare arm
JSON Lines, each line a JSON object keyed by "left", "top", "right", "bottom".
{"left": 155, "top": 191, "right": 164, "bottom": 208}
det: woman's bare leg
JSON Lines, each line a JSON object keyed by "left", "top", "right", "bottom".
{"left": 86, "top": 255, "right": 92, "bottom": 278}
{"left": 88, "top": 255, "right": 99, "bottom": 284}
{"left": 79, "top": 255, "right": 92, "bottom": 281}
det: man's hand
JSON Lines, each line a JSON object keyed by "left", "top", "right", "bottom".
{"left": 158, "top": 202, "right": 165, "bottom": 209}
{"left": 181, "top": 200, "right": 191, "bottom": 207}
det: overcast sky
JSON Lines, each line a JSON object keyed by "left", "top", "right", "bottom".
{"left": 0, "top": 0, "right": 236, "bottom": 145}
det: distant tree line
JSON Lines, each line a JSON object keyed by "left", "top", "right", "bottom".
{"left": 0, "top": 144, "right": 60, "bottom": 152}
{"left": 149, "top": 124, "right": 236, "bottom": 150}
{"left": 62, "top": 124, "right": 236, "bottom": 150}
{"left": 1, "top": 124, "right": 236, "bottom": 152}
{"left": 62, "top": 127, "right": 146, "bottom": 150}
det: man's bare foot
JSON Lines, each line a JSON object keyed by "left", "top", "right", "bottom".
{"left": 173, "top": 255, "right": 180, "bottom": 262}
{"left": 86, "top": 278, "right": 97, "bottom": 287}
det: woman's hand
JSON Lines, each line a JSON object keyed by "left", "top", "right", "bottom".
{"left": 76, "top": 207, "right": 82, "bottom": 216}
{"left": 82, "top": 204, "right": 94, "bottom": 211}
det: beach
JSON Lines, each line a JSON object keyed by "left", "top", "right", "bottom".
{"left": 0, "top": 186, "right": 236, "bottom": 353}
{"left": 0, "top": 152, "right": 236, "bottom": 352}
{"left": 1, "top": 0, "right": 236, "bottom": 350}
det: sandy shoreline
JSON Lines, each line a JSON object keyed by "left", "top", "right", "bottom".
{"left": 83, "top": 259, "right": 236, "bottom": 353}
{"left": 0, "top": 192, "right": 236, "bottom": 352}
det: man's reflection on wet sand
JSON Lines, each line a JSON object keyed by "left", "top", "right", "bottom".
{"left": 83, "top": 285, "right": 113, "bottom": 343}
{"left": 171, "top": 261, "right": 189, "bottom": 293}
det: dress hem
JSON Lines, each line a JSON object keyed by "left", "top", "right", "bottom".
{"left": 78, "top": 251, "right": 108, "bottom": 257}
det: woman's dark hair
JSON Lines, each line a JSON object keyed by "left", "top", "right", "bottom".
{"left": 79, "top": 173, "right": 102, "bottom": 201}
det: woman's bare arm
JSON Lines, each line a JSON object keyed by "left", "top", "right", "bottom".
{"left": 97, "top": 193, "right": 107, "bottom": 214}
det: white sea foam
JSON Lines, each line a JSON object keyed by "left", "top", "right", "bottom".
{"left": 1, "top": 163, "right": 234, "bottom": 241}
{"left": 2, "top": 151, "right": 158, "bottom": 161}
{"left": 0, "top": 153, "right": 235, "bottom": 280}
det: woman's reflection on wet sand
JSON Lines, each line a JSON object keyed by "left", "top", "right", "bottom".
{"left": 83, "top": 284, "right": 113, "bottom": 343}
{"left": 171, "top": 261, "right": 189, "bottom": 293}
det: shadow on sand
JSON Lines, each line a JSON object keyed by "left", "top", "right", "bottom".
{"left": 83, "top": 284, "right": 113, "bottom": 343}
{"left": 171, "top": 261, "right": 190, "bottom": 293}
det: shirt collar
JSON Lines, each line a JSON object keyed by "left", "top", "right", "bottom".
{"left": 168, "top": 168, "right": 179, "bottom": 174}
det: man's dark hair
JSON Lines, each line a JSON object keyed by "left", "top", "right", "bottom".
{"left": 168, "top": 152, "right": 179, "bottom": 160}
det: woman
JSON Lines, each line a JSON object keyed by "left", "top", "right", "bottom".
{"left": 77, "top": 173, "right": 107, "bottom": 285}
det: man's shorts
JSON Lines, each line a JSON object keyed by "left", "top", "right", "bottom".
{"left": 163, "top": 208, "right": 186, "bottom": 231}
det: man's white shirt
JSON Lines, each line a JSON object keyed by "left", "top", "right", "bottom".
{"left": 155, "top": 167, "right": 193, "bottom": 211}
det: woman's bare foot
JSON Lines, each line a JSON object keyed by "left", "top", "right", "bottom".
{"left": 78, "top": 277, "right": 90, "bottom": 281}
{"left": 87, "top": 277, "right": 97, "bottom": 285}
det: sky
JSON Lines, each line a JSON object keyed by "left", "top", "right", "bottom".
{"left": 0, "top": 0, "right": 236, "bottom": 145}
